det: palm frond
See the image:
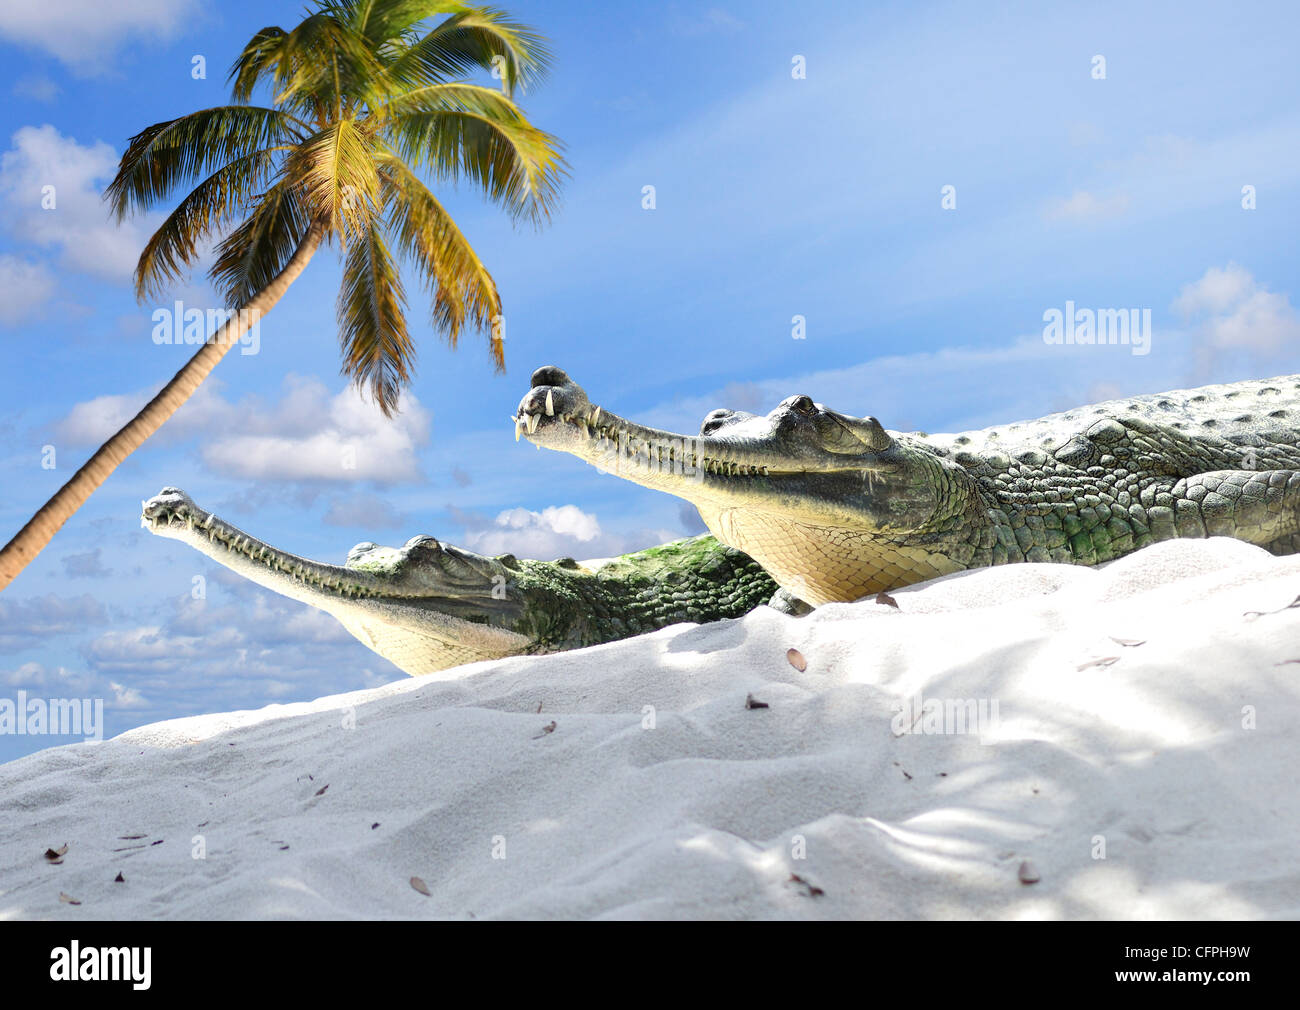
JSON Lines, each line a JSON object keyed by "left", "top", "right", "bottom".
{"left": 208, "top": 179, "right": 312, "bottom": 307}
{"left": 337, "top": 0, "right": 468, "bottom": 48}
{"left": 133, "top": 147, "right": 284, "bottom": 300}
{"left": 380, "top": 152, "right": 501, "bottom": 367}
{"left": 286, "top": 118, "right": 383, "bottom": 240}
{"left": 381, "top": 82, "right": 565, "bottom": 225}
{"left": 382, "top": 4, "right": 551, "bottom": 96}
{"left": 228, "top": 26, "right": 289, "bottom": 102}
{"left": 270, "top": 11, "right": 393, "bottom": 116}
{"left": 337, "top": 210, "right": 414, "bottom": 415}
{"left": 105, "top": 106, "right": 305, "bottom": 221}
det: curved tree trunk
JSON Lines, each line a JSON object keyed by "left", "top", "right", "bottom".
{"left": 0, "top": 219, "right": 327, "bottom": 592}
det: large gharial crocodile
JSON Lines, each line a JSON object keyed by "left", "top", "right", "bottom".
{"left": 516, "top": 367, "right": 1300, "bottom": 605}
{"left": 144, "top": 367, "right": 1300, "bottom": 675}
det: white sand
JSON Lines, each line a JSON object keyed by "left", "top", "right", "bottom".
{"left": 3, "top": 537, "right": 1299, "bottom": 920}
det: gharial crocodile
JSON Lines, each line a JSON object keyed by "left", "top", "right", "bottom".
{"left": 142, "top": 487, "right": 777, "bottom": 675}
{"left": 144, "top": 367, "right": 1300, "bottom": 675}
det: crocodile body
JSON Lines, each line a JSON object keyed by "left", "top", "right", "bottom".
{"left": 142, "top": 488, "right": 776, "bottom": 675}
{"left": 517, "top": 368, "right": 1300, "bottom": 606}
{"left": 145, "top": 370, "right": 1300, "bottom": 676}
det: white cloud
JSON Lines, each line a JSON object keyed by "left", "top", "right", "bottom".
{"left": 1049, "top": 126, "right": 1300, "bottom": 231}
{"left": 322, "top": 493, "right": 408, "bottom": 529}
{"left": 1172, "top": 263, "right": 1256, "bottom": 316}
{"left": 201, "top": 380, "right": 432, "bottom": 484}
{"left": 54, "top": 389, "right": 146, "bottom": 444}
{"left": 61, "top": 548, "right": 112, "bottom": 578}
{"left": 2, "top": 660, "right": 95, "bottom": 693}
{"left": 12, "top": 76, "right": 60, "bottom": 102}
{"left": 53, "top": 373, "right": 432, "bottom": 482}
{"left": 54, "top": 375, "right": 245, "bottom": 446}
{"left": 497, "top": 504, "right": 601, "bottom": 541}
{"left": 1, "top": 660, "right": 145, "bottom": 710}
{"left": 1043, "top": 190, "right": 1130, "bottom": 222}
{"left": 73, "top": 585, "right": 392, "bottom": 714}
{"left": 0, "top": 125, "right": 152, "bottom": 283}
{"left": 0, "top": 254, "right": 55, "bottom": 324}
{"left": 1066, "top": 121, "right": 1105, "bottom": 147}
{"left": 0, "top": 0, "right": 199, "bottom": 73}
{"left": 0, "top": 593, "right": 108, "bottom": 652}
{"left": 1173, "top": 263, "right": 1300, "bottom": 353}
{"left": 456, "top": 504, "right": 676, "bottom": 561}
{"left": 108, "top": 681, "right": 147, "bottom": 707}
{"left": 669, "top": 6, "right": 744, "bottom": 35}
{"left": 0, "top": 579, "right": 390, "bottom": 735}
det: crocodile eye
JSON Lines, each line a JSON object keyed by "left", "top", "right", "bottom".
{"left": 790, "top": 395, "right": 816, "bottom": 416}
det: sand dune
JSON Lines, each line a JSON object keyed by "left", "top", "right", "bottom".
{"left": 2, "top": 537, "right": 1298, "bottom": 920}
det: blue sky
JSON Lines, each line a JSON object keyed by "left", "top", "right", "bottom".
{"left": 1, "top": 0, "right": 1298, "bottom": 761}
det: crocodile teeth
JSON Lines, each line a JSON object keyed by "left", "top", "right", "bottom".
{"left": 591, "top": 406, "right": 602, "bottom": 424}
{"left": 527, "top": 412, "right": 539, "bottom": 435}
{"left": 545, "top": 390, "right": 555, "bottom": 416}
{"left": 514, "top": 418, "right": 523, "bottom": 442}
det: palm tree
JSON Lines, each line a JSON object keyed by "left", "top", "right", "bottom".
{"left": 0, "top": 0, "right": 565, "bottom": 592}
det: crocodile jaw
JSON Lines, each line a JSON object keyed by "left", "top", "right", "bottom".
{"left": 513, "top": 368, "right": 909, "bottom": 524}
{"left": 141, "top": 488, "right": 530, "bottom": 675}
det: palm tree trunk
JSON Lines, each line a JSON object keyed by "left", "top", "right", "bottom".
{"left": 0, "top": 219, "right": 328, "bottom": 592}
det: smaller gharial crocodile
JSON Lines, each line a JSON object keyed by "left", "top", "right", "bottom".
{"left": 145, "top": 369, "right": 1300, "bottom": 676}
{"left": 141, "top": 488, "right": 776, "bottom": 675}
